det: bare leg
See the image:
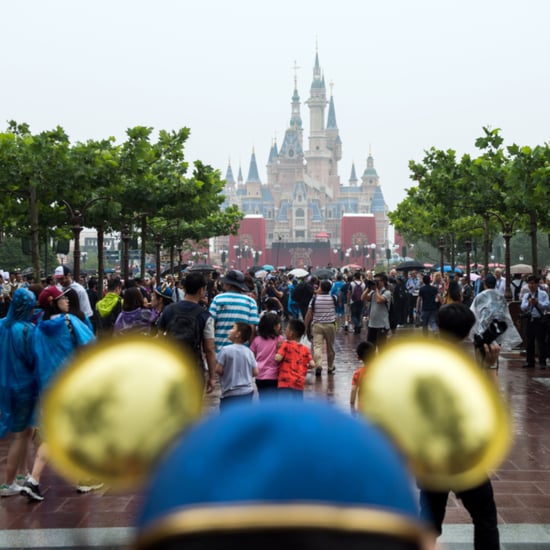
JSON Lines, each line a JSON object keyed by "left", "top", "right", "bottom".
{"left": 5, "top": 428, "right": 32, "bottom": 485}
{"left": 29, "top": 443, "right": 49, "bottom": 484}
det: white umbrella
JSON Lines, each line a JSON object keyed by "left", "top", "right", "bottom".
{"left": 510, "top": 263, "right": 532, "bottom": 275}
{"left": 255, "top": 270, "right": 268, "bottom": 279}
{"left": 288, "top": 268, "right": 309, "bottom": 278}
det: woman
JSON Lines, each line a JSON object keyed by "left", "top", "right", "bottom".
{"left": 21, "top": 285, "right": 96, "bottom": 501}
{"left": 0, "top": 288, "right": 37, "bottom": 496}
{"left": 114, "top": 286, "right": 153, "bottom": 336}
{"left": 150, "top": 284, "right": 173, "bottom": 334}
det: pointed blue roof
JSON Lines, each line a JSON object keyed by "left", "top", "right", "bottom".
{"left": 371, "top": 185, "right": 387, "bottom": 213}
{"left": 225, "top": 162, "right": 235, "bottom": 184}
{"left": 327, "top": 95, "right": 337, "bottom": 129}
{"left": 267, "top": 142, "right": 278, "bottom": 165}
{"left": 349, "top": 163, "right": 358, "bottom": 184}
{"left": 246, "top": 150, "right": 261, "bottom": 184}
{"left": 311, "top": 50, "right": 325, "bottom": 89}
{"left": 237, "top": 165, "right": 243, "bottom": 183}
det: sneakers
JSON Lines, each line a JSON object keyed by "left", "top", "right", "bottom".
{"left": 328, "top": 367, "right": 336, "bottom": 374}
{"left": 0, "top": 483, "right": 21, "bottom": 497}
{"left": 76, "top": 481, "right": 104, "bottom": 493}
{"left": 21, "top": 479, "right": 44, "bottom": 501}
{"left": 15, "top": 474, "right": 27, "bottom": 486}
{"left": 315, "top": 367, "right": 322, "bottom": 377}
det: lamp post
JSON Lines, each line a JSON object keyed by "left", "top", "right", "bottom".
{"left": 465, "top": 239, "right": 472, "bottom": 280}
{"left": 439, "top": 237, "right": 445, "bottom": 276}
{"left": 370, "top": 243, "right": 377, "bottom": 270}
{"left": 503, "top": 223, "right": 513, "bottom": 301}
{"left": 68, "top": 209, "right": 84, "bottom": 281}
{"left": 154, "top": 234, "right": 162, "bottom": 279}
{"left": 121, "top": 225, "right": 131, "bottom": 283}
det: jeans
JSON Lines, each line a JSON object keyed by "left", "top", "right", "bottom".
{"left": 350, "top": 301, "right": 363, "bottom": 332}
{"left": 421, "top": 309, "right": 438, "bottom": 333}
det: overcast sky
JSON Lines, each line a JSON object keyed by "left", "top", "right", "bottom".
{"left": 1, "top": 1, "right": 549, "bottom": 211}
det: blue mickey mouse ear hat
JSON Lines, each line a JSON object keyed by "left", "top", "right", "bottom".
{"left": 41, "top": 336, "right": 511, "bottom": 550}
{"left": 136, "top": 398, "right": 427, "bottom": 549}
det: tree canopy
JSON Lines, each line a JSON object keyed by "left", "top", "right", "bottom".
{"left": 389, "top": 127, "right": 550, "bottom": 276}
{"left": 0, "top": 122, "right": 243, "bottom": 279}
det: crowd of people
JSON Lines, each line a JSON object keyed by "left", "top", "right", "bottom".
{"left": 1, "top": 261, "right": 547, "bottom": 549}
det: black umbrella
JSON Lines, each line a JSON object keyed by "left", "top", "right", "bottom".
{"left": 396, "top": 260, "right": 425, "bottom": 272}
{"left": 312, "top": 268, "right": 334, "bottom": 280}
{"left": 189, "top": 263, "right": 217, "bottom": 273}
{"left": 161, "top": 264, "right": 188, "bottom": 276}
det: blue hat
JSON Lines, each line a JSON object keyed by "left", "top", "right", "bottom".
{"left": 137, "top": 399, "right": 423, "bottom": 546}
{"left": 153, "top": 284, "right": 173, "bottom": 300}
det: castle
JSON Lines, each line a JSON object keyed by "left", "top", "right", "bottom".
{"left": 219, "top": 50, "right": 391, "bottom": 269}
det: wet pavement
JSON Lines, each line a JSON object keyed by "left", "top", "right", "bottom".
{"left": 0, "top": 326, "right": 549, "bottom": 548}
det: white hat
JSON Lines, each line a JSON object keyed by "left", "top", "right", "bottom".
{"left": 54, "top": 266, "right": 65, "bottom": 278}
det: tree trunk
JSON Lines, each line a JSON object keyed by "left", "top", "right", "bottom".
{"left": 483, "top": 217, "right": 490, "bottom": 273}
{"left": 97, "top": 225, "right": 105, "bottom": 284}
{"left": 141, "top": 215, "right": 147, "bottom": 277}
{"left": 29, "top": 184, "right": 41, "bottom": 281}
{"left": 529, "top": 210, "right": 538, "bottom": 276}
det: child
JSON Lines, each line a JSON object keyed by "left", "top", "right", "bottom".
{"left": 349, "top": 341, "right": 375, "bottom": 413}
{"left": 250, "top": 314, "right": 283, "bottom": 399}
{"left": 275, "top": 319, "right": 315, "bottom": 399}
{"left": 215, "top": 322, "right": 258, "bottom": 412}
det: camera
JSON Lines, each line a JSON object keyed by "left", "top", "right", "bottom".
{"left": 474, "top": 319, "right": 507, "bottom": 355}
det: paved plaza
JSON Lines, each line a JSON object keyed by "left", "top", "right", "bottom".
{"left": 0, "top": 327, "right": 549, "bottom": 549}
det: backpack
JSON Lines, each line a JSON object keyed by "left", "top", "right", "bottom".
{"left": 164, "top": 302, "right": 206, "bottom": 366}
{"left": 351, "top": 282, "right": 363, "bottom": 303}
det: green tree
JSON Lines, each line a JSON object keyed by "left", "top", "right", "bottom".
{"left": 0, "top": 122, "right": 71, "bottom": 280}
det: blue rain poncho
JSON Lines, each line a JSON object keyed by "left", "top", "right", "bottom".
{"left": 34, "top": 313, "right": 95, "bottom": 393}
{"left": 0, "top": 288, "right": 37, "bottom": 437}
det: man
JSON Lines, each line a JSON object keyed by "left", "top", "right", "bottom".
{"left": 158, "top": 272, "right": 216, "bottom": 392}
{"left": 291, "top": 275, "right": 316, "bottom": 320}
{"left": 348, "top": 271, "right": 365, "bottom": 334}
{"left": 54, "top": 265, "right": 94, "bottom": 323}
{"left": 416, "top": 274, "right": 439, "bottom": 334}
{"left": 494, "top": 268, "right": 506, "bottom": 296}
{"left": 304, "top": 280, "right": 337, "bottom": 376}
{"left": 95, "top": 277, "right": 123, "bottom": 337}
{"left": 520, "top": 274, "right": 549, "bottom": 369}
{"left": 470, "top": 273, "right": 522, "bottom": 353}
{"left": 419, "top": 302, "right": 501, "bottom": 550}
{"left": 209, "top": 270, "right": 259, "bottom": 352}
{"left": 405, "top": 270, "right": 421, "bottom": 324}
{"left": 365, "top": 273, "right": 391, "bottom": 349}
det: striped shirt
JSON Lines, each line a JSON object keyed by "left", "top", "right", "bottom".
{"left": 308, "top": 293, "right": 337, "bottom": 323}
{"left": 209, "top": 291, "right": 260, "bottom": 352}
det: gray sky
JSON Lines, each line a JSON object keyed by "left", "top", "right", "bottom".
{"left": 1, "top": 0, "right": 549, "bottom": 211}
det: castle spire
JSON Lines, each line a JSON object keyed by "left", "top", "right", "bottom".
{"left": 349, "top": 162, "right": 358, "bottom": 185}
{"left": 326, "top": 86, "right": 338, "bottom": 129}
{"left": 290, "top": 61, "right": 302, "bottom": 129}
{"left": 246, "top": 148, "right": 261, "bottom": 184}
{"left": 237, "top": 164, "right": 243, "bottom": 185}
{"left": 225, "top": 159, "right": 235, "bottom": 184}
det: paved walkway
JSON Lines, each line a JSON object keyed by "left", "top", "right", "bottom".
{"left": 0, "top": 327, "right": 549, "bottom": 548}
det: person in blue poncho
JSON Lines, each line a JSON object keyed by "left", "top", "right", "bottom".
{"left": 0, "top": 288, "right": 38, "bottom": 497}
{"left": 20, "top": 286, "right": 96, "bottom": 502}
